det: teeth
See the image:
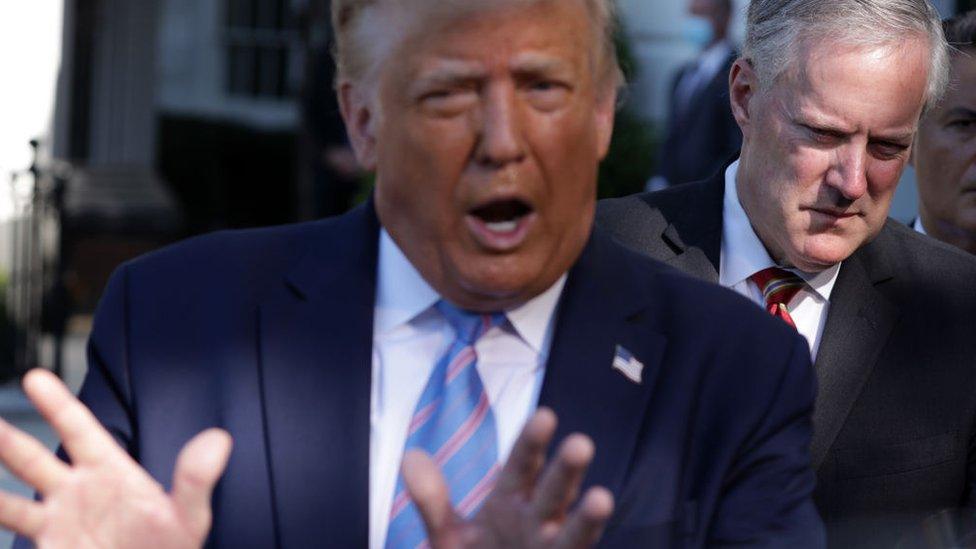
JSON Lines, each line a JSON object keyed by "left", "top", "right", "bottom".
{"left": 484, "top": 220, "right": 519, "bottom": 233}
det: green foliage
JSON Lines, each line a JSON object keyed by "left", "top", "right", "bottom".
{"left": 597, "top": 19, "right": 658, "bottom": 199}
{"left": 598, "top": 108, "right": 659, "bottom": 199}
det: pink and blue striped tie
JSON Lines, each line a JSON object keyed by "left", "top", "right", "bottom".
{"left": 384, "top": 301, "right": 506, "bottom": 549}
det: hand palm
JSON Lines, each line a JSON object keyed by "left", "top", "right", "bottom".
{"left": 0, "top": 370, "right": 232, "bottom": 549}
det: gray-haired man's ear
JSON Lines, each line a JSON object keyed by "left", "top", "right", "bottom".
{"left": 729, "top": 58, "right": 759, "bottom": 140}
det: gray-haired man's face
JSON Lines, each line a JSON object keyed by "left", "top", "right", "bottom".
{"left": 732, "top": 37, "right": 930, "bottom": 271}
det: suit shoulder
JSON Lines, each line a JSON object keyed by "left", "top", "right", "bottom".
{"left": 125, "top": 220, "right": 318, "bottom": 280}
{"left": 109, "top": 210, "right": 362, "bottom": 308}
{"left": 596, "top": 183, "right": 705, "bottom": 240}
{"left": 607, "top": 180, "right": 707, "bottom": 211}
{"left": 870, "top": 220, "right": 976, "bottom": 286}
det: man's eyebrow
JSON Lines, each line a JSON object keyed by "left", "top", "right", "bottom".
{"left": 794, "top": 116, "right": 856, "bottom": 136}
{"left": 943, "top": 106, "right": 976, "bottom": 119}
{"left": 793, "top": 111, "right": 915, "bottom": 143}
{"left": 791, "top": 107, "right": 857, "bottom": 135}
{"left": 509, "top": 53, "right": 575, "bottom": 76}
{"left": 413, "top": 62, "right": 487, "bottom": 87}
{"left": 870, "top": 131, "right": 915, "bottom": 145}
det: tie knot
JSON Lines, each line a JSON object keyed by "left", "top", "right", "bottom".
{"left": 436, "top": 301, "right": 506, "bottom": 345}
{"left": 749, "top": 267, "right": 806, "bottom": 309}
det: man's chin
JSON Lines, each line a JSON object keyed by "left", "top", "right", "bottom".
{"left": 792, "top": 244, "right": 856, "bottom": 271}
{"left": 441, "top": 283, "right": 535, "bottom": 312}
{"left": 446, "top": 264, "right": 557, "bottom": 312}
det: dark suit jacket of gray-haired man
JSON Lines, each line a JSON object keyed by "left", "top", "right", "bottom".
{"left": 597, "top": 165, "right": 976, "bottom": 548}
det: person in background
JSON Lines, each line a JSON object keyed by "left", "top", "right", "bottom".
{"left": 647, "top": 0, "right": 742, "bottom": 191}
{"left": 0, "top": 0, "right": 823, "bottom": 547}
{"left": 599, "top": 0, "right": 976, "bottom": 546}
{"left": 912, "top": 10, "right": 976, "bottom": 255}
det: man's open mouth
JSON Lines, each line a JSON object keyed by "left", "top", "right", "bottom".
{"left": 465, "top": 198, "right": 537, "bottom": 250}
{"left": 469, "top": 199, "right": 533, "bottom": 233}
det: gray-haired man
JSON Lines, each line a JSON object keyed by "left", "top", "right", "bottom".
{"left": 599, "top": 0, "right": 976, "bottom": 546}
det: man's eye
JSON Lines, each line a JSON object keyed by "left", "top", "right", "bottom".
{"left": 804, "top": 126, "right": 839, "bottom": 144}
{"left": 525, "top": 81, "right": 569, "bottom": 109}
{"left": 531, "top": 80, "right": 559, "bottom": 92}
{"left": 947, "top": 119, "right": 976, "bottom": 132}
{"left": 419, "top": 89, "right": 477, "bottom": 114}
{"left": 870, "top": 142, "right": 908, "bottom": 160}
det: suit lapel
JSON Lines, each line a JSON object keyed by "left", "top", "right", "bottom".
{"left": 258, "top": 203, "right": 379, "bottom": 547}
{"left": 658, "top": 172, "right": 724, "bottom": 282}
{"left": 538, "top": 230, "right": 668, "bottom": 498}
{"left": 810, "top": 249, "right": 898, "bottom": 470}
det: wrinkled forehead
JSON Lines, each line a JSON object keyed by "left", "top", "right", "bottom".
{"left": 786, "top": 33, "right": 930, "bottom": 92}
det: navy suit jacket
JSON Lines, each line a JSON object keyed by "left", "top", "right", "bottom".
{"left": 40, "top": 202, "right": 823, "bottom": 547}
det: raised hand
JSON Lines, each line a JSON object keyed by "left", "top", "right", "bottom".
{"left": 0, "top": 369, "right": 232, "bottom": 548}
{"left": 402, "top": 408, "right": 614, "bottom": 548}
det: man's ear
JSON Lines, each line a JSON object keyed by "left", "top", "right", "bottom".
{"left": 338, "top": 80, "right": 378, "bottom": 171}
{"left": 594, "top": 83, "right": 618, "bottom": 160}
{"left": 729, "top": 58, "right": 758, "bottom": 139}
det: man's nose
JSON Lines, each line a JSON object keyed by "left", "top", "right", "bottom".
{"left": 826, "top": 145, "right": 869, "bottom": 201}
{"left": 475, "top": 84, "right": 526, "bottom": 168}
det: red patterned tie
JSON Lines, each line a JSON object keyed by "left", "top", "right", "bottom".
{"left": 749, "top": 267, "right": 806, "bottom": 328}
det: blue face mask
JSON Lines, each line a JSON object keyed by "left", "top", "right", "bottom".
{"left": 682, "top": 16, "right": 715, "bottom": 49}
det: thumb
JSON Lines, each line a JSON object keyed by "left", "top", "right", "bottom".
{"left": 171, "top": 428, "right": 233, "bottom": 538}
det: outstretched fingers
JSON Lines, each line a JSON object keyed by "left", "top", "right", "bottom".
{"left": 555, "top": 487, "right": 614, "bottom": 549}
{"left": 22, "top": 369, "right": 125, "bottom": 466}
{"left": 171, "top": 428, "right": 233, "bottom": 539}
{"left": 531, "top": 433, "right": 594, "bottom": 523}
{"left": 0, "top": 491, "right": 44, "bottom": 538}
{"left": 493, "top": 408, "right": 558, "bottom": 498}
{"left": 0, "top": 417, "right": 69, "bottom": 495}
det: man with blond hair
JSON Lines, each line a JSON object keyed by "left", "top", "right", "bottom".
{"left": 1, "top": 0, "right": 823, "bottom": 547}
{"left": 600, "top": 0, "right": 976, "bottom": 546}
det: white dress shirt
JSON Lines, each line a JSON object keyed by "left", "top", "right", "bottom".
{"left": 369, "top": 229, "right": 564, "bottom": 549}
{"left": 719, "top": 161, "right": 841, "bottom": 360}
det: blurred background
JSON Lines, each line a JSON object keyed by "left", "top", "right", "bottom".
{"left": 0, "top": 0, "right": 970, "bottom": 544}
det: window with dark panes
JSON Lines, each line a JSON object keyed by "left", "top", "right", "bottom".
{"left": 225, "top": 0, "right": 301, "bottom": 99}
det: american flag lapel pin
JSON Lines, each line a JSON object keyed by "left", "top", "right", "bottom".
{"left": 612, "top": 344, "right": 644, "bottom": 384}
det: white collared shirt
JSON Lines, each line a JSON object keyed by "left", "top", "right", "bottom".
{"left": 368, "top": 229, "right": 563, "bottom": 549}
{"left": 719, "top": 161, "right": 841, "bottom": 360}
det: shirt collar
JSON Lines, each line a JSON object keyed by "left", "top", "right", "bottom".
{"left": 913, "top": 217, "right": 928, "bottom": 235}
{"left": 505, "top": 274, "right": 566, "bottom": 356}
{"left": 374, "top": 228, "right": 567, "bottom": 352}
{"left": 720, "top": 160, "right": 841, "bottom": 301}
{"left": 374, "top": 229, "right": 440, "bottom": 336}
